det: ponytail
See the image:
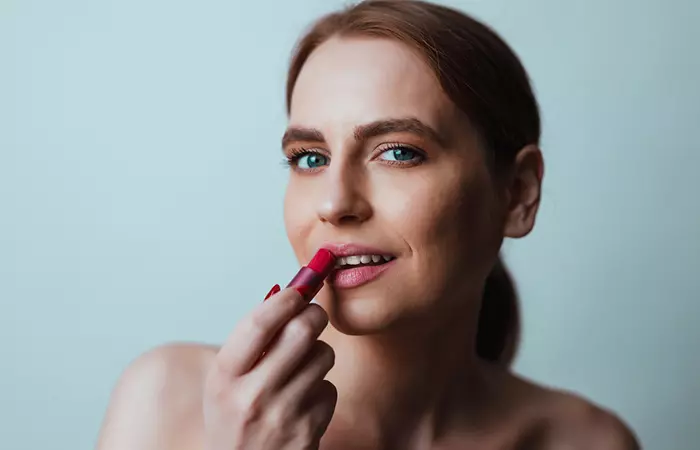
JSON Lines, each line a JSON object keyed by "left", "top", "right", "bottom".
{"left": 475, "top": 255, "right": 520, "bottom": 366}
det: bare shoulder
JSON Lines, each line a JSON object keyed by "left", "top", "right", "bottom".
{"left": 542, "top": 389, "right": 640, "bottom": 449}
{"left": 507, "top": 373, "right": 641, "bottom": 450}
{"left": 96, "top": 342, "right": 219, "bottom": 450}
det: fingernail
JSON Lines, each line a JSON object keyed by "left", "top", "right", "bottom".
{"left": 293, "top": 281, "right": 324, "bottom": 302}
{"left": 264, "top": 284, "right": 280, "bottom": 301}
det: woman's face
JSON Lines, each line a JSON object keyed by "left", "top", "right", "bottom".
{"left": 283, "top": 37, "right": 509, "bottom": 334}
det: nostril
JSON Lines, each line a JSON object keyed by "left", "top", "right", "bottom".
{"left": 337, "top": 214, "right": 364, "bottom": 225}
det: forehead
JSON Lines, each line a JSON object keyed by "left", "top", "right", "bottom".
{"left": 289, "top": 37, "right": 457, "bottom": 132}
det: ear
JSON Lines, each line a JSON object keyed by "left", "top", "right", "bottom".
{"left": 503, "top": 144, "right": 544, "bottom": 238}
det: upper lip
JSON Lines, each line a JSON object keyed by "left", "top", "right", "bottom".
{"left": 321, "top": 243, "right": 396, "bottom": 258}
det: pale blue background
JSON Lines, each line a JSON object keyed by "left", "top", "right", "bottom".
{"left": 2, "top": 0, "right": 698, "bottom": 448}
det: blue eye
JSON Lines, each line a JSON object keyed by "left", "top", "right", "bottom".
{"left": 379, "top": 146, "right": 421, "bottom": 162}
{"left": 295, "top": 152, "right": 328, "bottom": 170}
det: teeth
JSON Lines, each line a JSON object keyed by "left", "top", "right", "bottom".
{"left": 336, "top": 254, "right": 394, "bottom": 267}
{"left": 346, "top": 255, "right": 362, "bottom": 265}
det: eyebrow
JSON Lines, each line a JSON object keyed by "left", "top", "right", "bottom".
{"left": 281, "top": 117, "right": 446, "bottom": 149}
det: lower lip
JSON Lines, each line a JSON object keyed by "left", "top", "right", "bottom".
{"left": 330, "top": 259, "right": 396, "bottom": 289}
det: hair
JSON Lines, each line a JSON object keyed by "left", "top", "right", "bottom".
{"left": 285, "top": 0, "right": 540, "bottom": 366}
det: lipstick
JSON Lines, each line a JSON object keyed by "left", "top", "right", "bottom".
{"left": 287, "top": 248, "right": 336, "bottom": 301}
{"left": 264, "top": 249, "right": 336, "bottom": 302}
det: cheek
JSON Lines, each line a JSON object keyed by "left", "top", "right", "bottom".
{"left": 380, "top": 164, "right": 498, "bottom": 262}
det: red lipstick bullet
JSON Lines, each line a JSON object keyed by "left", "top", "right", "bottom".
{"left": 264, "top": 249, "right": 336, "bottom": 302}
{"left": 287, "top": 248, "right": 336, "bottom": 301}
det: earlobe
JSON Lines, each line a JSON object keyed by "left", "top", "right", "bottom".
{"left": 503, "top": 145, "right": 544, "bottom": 239}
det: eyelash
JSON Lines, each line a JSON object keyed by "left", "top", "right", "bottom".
{"left": 282, "top": 147, "right": 318, "bottom": 168}
{"left": 282, "top": 143, "right": 426, "bottom": 172}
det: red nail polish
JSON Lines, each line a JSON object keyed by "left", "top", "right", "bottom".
{"left": 264, "top": 284, "right": 280, "bottom": 301}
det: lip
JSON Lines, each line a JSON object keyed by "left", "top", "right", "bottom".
{"left": 321, "top": 242, "right": 396, "bottom": 258}
{"left": 321, "top": 242, "right": 397, "bottom": 289}
{"left": 330, "top": 260, "right": 396, "bottom": 289}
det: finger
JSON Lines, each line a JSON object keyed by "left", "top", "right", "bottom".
{"left": 216, "top": 287, "right": 305, "bottom": 376}
{"left": 251, "top": 303, "right": 328, "bottom": 388}
{"left": 277, "top": 341, "right": 335, "bottom": 407}
{"left": 304, "top": 380, "right": 338, "bottom": 443}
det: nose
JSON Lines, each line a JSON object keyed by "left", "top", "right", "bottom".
{"left": 317, "top": 165, "right": 373, "bottom": 227}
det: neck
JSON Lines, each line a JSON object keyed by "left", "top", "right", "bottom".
{"left": 319, "top": 296, "right": 496, "bottom": 448}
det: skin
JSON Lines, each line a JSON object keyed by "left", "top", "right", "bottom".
{"left": 96, "top": 37, "right": 640, "bottom": 450}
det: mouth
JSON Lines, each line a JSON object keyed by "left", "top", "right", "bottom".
{"left": 325, "top": 251, "right": 397, "bottom": 289}
{"left": 320, "top": 243, "right": 398, "bottom": 289}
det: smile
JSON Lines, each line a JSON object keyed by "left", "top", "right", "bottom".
{"left": 330, "top": 254, "right": 396, "bottom": 289}
{"left": 321, "top": 243, "right": 398, "bottom": 289}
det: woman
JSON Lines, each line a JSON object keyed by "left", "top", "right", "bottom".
{"left": 97, "top": 1, "right": 639, "bottom": 448}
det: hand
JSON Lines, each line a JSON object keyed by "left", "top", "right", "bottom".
{"left": 203, "top": 287, "right": 337, "bottom": 450}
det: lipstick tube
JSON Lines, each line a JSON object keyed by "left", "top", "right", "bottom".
{"left": 264, "top": 248, "right": 336, "bottom": 302}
